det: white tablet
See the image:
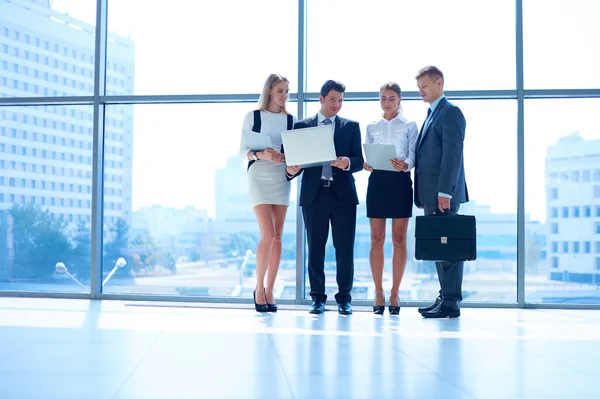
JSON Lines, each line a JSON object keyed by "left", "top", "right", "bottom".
{"left": 242, "top": 130, "right": 273, "bottom": 151}
{"left": 363, "top": 143, "right": 399, "bottom": 172}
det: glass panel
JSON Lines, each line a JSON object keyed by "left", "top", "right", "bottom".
{"left": 526, "top": 98, "right": 600, "bottom": 304}
{"left": 304, "top": 98, "right": 517, "bottom": 302}
{"left": 102, "top": 103, "right": 298, "bottom": 299}
{"left": 0, "top": 105, "right": 93, "bottom": 292}
{"left": 107, "top": 0, "right": 298, "bottom": 95}
{"left": 306, "top": 0, "right": 515, "bottom": 92}
{"left": 0, "top": 0, "right": 96, "bottom": 98}
{"left": 524, "top": 0, "right": 600, "bottom": 89}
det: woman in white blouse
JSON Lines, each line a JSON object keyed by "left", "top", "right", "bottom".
{"left": 363, "top": 82, "right": 418, "bottom": 315}
{"left": 239, "top": 73, "right": 297, "bottom": 312}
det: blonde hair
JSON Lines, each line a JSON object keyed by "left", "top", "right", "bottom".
{"left": 257, "top": 73, "right": 290, "bottom": 114}
{"left": 416, "top": 66, "right": 444, "bottom": 86}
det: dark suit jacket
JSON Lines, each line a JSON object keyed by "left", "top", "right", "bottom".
{"left": 414, "top": 97, "right": 469, "bottom": 209}
{"left": 287, "top": 114, "right": 363, "bottom": 206}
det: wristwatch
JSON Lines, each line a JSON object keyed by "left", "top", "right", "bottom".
{"left": 252, "top": 151, "right": 259, "bottom": 161}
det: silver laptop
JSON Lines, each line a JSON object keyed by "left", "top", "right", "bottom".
{"left": 281, "top": 125, "right": 337, "bottom": 168}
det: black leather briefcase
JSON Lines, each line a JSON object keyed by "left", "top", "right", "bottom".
{"left": 415, "top": 213, "right": 476, "bottom": 262}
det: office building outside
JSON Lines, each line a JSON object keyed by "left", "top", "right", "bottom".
{"left": 546, "top": 132, "right": 600, "bottom": 284}
{"left": 214, "top": 156, "right": 254, "bottom": 222}
{"left": 132, "top": 205, "right": 209, "bottom": 260}
{"left": 0, "top": 0, "right": 134, "bottom": 227}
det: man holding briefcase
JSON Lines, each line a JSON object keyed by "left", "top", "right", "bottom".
{"left": 414, "top": 66, "right": 469, "bottom": 318}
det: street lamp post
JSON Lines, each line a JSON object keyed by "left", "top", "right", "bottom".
{"left": 55, "top": 257, "right": 127, "bottom": 291}
{"left": 231, "top": 249, "right": 253, "bottom": 296}
{"left": 103, "top": 257, "right": 127, "bottom": 287}
{"left": 55, "top": 262, "right": 86, "bottom": 291}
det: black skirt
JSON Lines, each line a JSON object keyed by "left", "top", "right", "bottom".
{"left": 366, "top": 170, "right": 413, "bottom": 219}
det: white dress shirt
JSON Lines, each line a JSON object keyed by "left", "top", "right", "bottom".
{"left": 317, "top": 112, "right": 350, "bottom": 179}
{"left": 365, "top": 112, "right": 418, "bottom": 171}
{"left": 239, "top": 110, "right": 296, "bottom": 161}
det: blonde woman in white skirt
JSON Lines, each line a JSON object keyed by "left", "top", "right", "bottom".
{"left": 239, "top": 73, "right": 297, "bottom": 312}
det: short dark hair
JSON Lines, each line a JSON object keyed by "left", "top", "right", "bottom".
{"left": 320, "top": 80, "right": 346, "bottom": 97}
{"left": 416, "top": 66, "right": 444, "bottom": 85}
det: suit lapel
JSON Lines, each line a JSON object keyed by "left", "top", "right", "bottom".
{"left": 417, "top": 97, "right": 447, "bottom": 150}
{"left": 310, "top": 114, "right": 319, "bottom": 127}
{"left": 333, "top": 116, "right": 342, "bottom": 150}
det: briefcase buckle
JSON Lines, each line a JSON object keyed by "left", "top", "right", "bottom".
{"left": 441, "top": 237, "right": 448, "bottom": 244}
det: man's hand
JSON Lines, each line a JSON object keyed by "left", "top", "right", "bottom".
{"left": 260, "top": 148, "right": 280, "bottom": 162}
{"left": 363, "top": 162, "right": 373, "bottom": 172}
{"left": 286, "top": 165, "right": 302, "bottom": 176}
{"left": 390, "top": 158, "right": 408, "bottom": 172}
{"left": 438, "top": 195, "right": 451, "bottom": 213}
{"left": 331, "top": 157, "right": 349, "bottom": 170}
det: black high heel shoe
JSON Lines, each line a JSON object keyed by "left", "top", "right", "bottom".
{"left": 373, "top": 305, "right": 385, "bottom": 315}
{"left": 373, "top": 292, "right": 385, "bottom": 315}
{"left": 389, "top": 297, "right": 400, "bottom": 315}
{"left": 265, "top": 289, "right": 278, "bottom": 312}
{"left": 254, "top": 290, "right": 268, "bottom": 313}
{"left": 388, "top": 305, "right": 400, "bottom": 315}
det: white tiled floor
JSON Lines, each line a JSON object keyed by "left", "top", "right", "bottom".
{"left": 1, "top": 298, "right": 600, "bottom": 399}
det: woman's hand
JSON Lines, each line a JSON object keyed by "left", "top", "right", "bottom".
{"left": 286, "top": 165, "right": 302, "bottom": 176}
{"left": 390, "top": 158, "right": 408, "bottom": 172}
{"left": 260, "top": 148, "right": 280, "bottom": 162}
{"left": 363, "top": 162, "right": 373, "bottom": 172}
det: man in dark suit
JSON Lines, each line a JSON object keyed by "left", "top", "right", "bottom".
{"left": 414, "top": 66, "right": 469, "bottom": 318}
{"left": 286, "top": 80, "right": 363, "bottom": 315}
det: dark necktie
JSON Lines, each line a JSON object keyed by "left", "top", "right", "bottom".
{"left": 321, "top": 118, "right": 333, "bottom": 179}
{"left": 419, "top": 108, "right": 433, "bottom": 146}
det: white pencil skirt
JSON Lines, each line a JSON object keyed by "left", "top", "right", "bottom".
{"left": 247, "top": 161, "right": 291, "bottom": 207}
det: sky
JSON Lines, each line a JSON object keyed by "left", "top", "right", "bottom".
{"left": 42, "top": 0, "right": 600, "bottom": 222}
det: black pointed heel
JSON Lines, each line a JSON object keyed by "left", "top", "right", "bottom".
{"left": 266, "top": 303, "right": 278, "bottom": 312}
{"left": 373, "top": 306, "right": 385, "bottom": 315}
{"left": 254, "top": 290, "right": 268, "bottom": 313}
{"left": 373, "top": 293, "right": 385, "bottom": 315}
{"left": 265, "top": 289, "right": 278, "bottom": 312}
{"left": 389, "top": 295, "right": 400, "bottom": 315}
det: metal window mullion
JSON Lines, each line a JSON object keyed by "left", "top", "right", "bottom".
{"left": 0, "top": 96, "right": 94, "bottom": 106}
{"left": 90, "top": 0, "right": 108, "bottom": 299}
{"left": 5, "top": 89, "right": 600, "bottom": 108}
{"left": 99, "top": 93, "right": 266, "bottom": 104}
{"left": 295, "top": 0, "right": 307, "bottom": 304}
{"left": 300, "top": 90, "right": 520, "bottom": 102}
{"left": 523, "top": 89, "right": 600, "bottom": 98}
{"left": 516, "top": 0, "right": 526, "bottom": 308}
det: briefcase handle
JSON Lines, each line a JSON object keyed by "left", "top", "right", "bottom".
{"left": 433, "top": 209, "right": 455, "bottom": 217}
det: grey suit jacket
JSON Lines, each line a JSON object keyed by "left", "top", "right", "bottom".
{"left": 414, "top": 97, "right": 469, "bottom": 208}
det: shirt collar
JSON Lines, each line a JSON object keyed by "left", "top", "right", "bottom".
{"left": 429, "top": 95, "right": 446, "bottom": 113}
{"left": 318, "top": 112, "right": 336, "bottom": 124}
{"left": 379, "top": 112, "right": 407, "bottom": 124}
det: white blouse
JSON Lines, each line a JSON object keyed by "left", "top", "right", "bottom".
{"left": 239, "top": 110, "right": 297, "bottom": 161}
{"left": 365, "top": 113, "right": 419, "bottom": 171}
